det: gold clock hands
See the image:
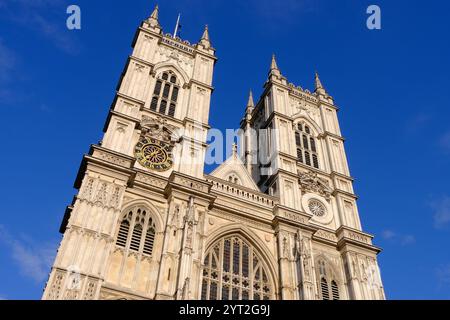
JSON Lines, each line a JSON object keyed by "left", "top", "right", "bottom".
{"left": 150, "top": 149, "right": 159, "bottom": 157}
{"left": 135, "top": 141, "right": 171, "bottom": 170}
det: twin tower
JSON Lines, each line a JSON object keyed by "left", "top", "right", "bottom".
{"left": 43, "top": 5, "right": 385, "bottom": 300}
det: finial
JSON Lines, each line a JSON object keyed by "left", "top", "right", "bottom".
{"left": 315, "top": 71, "right": 323, "bottom": 90}
{"left": 147, "top": 4, "right": 160, "bottom": 29}
{"left": 199, "top": 24, "right": 211, "bottom": 48}
{"left": 247, "top": 90, "right": 254, "bottom": 107}
{"left": 150, "top": 4, "right": 159, "bottom": 19}
{"left": 271, "top": 54, "right": 279, "bottom": 70}
{"left": 314, "top": 71, "right": 327, "bottom": 96}
{"left": 232, "top": 143, "right": 238, "bottom": 156}
{"left": 201, "top": 25, "right": 210, "bottom": 41}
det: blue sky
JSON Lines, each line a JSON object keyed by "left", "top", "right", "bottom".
{"left": 0, "top": 0, "right": 449, "bottom": 300}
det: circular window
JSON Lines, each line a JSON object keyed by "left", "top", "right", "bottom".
{"left": 308, "top": 199, "right": 326, "bottom": 217}
{"left": 302, "top": 193, "right": 333, "bottom": 225}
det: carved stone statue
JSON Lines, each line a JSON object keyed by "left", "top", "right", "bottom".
{"left": 298, "top": 170, "right": 333, "bottom": 200}
{"left": 141, "top": 116, "right": 178, "bottom": 143}
{"left": 184, "top": 197, "right": 197, "bottom": 249}
{"left": 282, "top": 236, "right": 289, "bottom": 259}
{"left": 295, "top": 231, "right": 312, "bottom": 281}
{"left": 181, "top": 277, "right": 190, "bottom": 300}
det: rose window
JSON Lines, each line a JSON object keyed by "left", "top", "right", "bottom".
{"left": 308, "top": 199, "right": 326, "bottom": 217}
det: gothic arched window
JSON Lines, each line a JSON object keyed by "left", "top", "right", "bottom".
{"left": 150, "top": 71, "right": 179, "bottom": 117}
{"left": 115, "top": 207, "right": 157, "bottom": 256}
{"left": 317, "top": 259, "right": 340, "bottom": 300}
{"left": 201, "top": 235, "right": 273, "bottom": 300}
{"left": 295, "top": 122, "right": 319, "bottom": 169}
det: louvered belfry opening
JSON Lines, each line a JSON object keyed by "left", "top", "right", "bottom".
{"left": 150, "top": 71, "right": 179, "bottom": 117}
{"left": 115, "top": 208, "right": 157, "bottom": 257}
{"left": 295, "top": 123, "right": 319, "bottom": 169}
{"left": 317, "top": 259, "right": 340, "bottom": 300}
{"left": 321, "top": 278, "right": 330, "bottom": 300}
{"left": 116, "top": 220, "right": 129, "bottom": 248}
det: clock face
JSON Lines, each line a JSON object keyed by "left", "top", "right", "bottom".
{"left": 134, "top": 137, "right": 173, "bottom": 172}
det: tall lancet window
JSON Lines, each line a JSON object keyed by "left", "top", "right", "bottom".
{"left": 201, "top": 235, "right": 273, "bottom": 300}
{"left": 150, "top": 71, "right": 179, "bottom": 117}
{"left": 115, "top": 207, "right": 157, "bottom": 256}
{"left": 317, "top": 259, "right": 340, "bottom": 300}
{"left": 295, "top": 122, "right": 319, "bottom": 169}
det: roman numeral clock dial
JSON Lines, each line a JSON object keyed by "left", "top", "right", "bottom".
{"left": 134, "top": 137, "right": 173, "bottom": 172}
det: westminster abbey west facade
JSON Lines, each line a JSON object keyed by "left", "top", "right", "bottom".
{"left": 42, "top": 5, "right": 385, "bottom": 300}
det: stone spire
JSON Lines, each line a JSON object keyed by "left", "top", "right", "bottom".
{"left": 150, "top": 4, "right": 159, "bottom": 20}
{"left": 270, "top": 54, "right": 279, "bottom": 71}
{"left": 199, "top": 25, "right": 211, "bottom": 48}
{"left": 247, "top": 90, "right": 254, "bottom": 108}
{"left": 268, "top": 54, "right": 282, "bottom": 81}
{"left": 146, "top": 4, "right": 161, "bottom": 31}
{"left": 314, "top": 71, "right": 327, "bottom": 96}
{"left": 245, "top": 90, "right": 255, "bottom": 115}
{"left": 315, "top": 71, "right": 323, "bottom": 89}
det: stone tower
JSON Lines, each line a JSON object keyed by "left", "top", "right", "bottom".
{"left": 43, "top": 5, "right": 384, "bottom": 300}
{"left": 240, "top": 55, "right": 384, "bottom": 300}
{"left": 42, "top": 5, "right": 216, "bottom": 300}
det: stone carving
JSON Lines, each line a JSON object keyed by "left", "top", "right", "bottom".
{"left": 295, "top": 231, "right": 312, "bottom": 281}
{"left": 346, "top": 231, "right": 370, "bottom": 244}
{"left": 290, "top": 97, "right": 319, "bottom": 118}
{"left": 170, "top": 204, "right": 180, "bottom": 226}
{"left": 80, "top": 178, "right": 124, "bottom": 209}
{"left": 360, "top": 261, "right": 368, "bottom": 282}
{"left": 134, "top": 63, "right": 145, "bottom": 73}
{"left": 308, "top": 199, "right": 326, "bottom": 217}
{"left": 298, "top": 171, "right": 332, "bottom": 200}
{"left": 350, "top": 254, "right": 358, "bottom": 279}
{"left": 64, "top": 289, "right": 79, "bottom": 300}
{"left": 288, "top": 85, "right": 318, "bottom": 103}
{"left": 314, "top": 229, "right": 338, "bottom": 242}
{"left": 178, "top": 178, "right": 204, "bottom": 191}
{"left": 197, "top": 87, "right": 206, "bottom": 95}
{"left": 47, "top": 272, "right": 65, "bottom": 300}
{"left": 141, "top": 116, "right": 178, "bottom": 143}
{"left": 277, "top": 209, "right": 308, "bottom": 224}
{"left": 109, "top": 186, "right": 122, "bottom": 209}
{"left": 181, "top": 277, "right": 190, "bottom": 300}
{"left": 282, "top": 235, "right": 289, "bottom": 259}
{"left": 83, "top": 281, "right": 97, "bottom": 300}
{"left": 186, "top": 224, "right": 194, "bottom": 248}
{"left": 184, "top": 197, "right": 197, "bottom": 249}
{"left": 159, "top": 38, "right": 195, "bottom": 55}
{"left": 96, "top": 151, "right": 130, "bottom": 166}
{"left": 94, "top": 182, "right": 109, "bottom": 206}
{"left": 135, "top": 173, "right": 166, "bottom": 188}
{"left": 121, "top": 101, "right": 140, "bottom": 118}
{"left": 80, "top": 178, "right": 94, "bottom": 200}
{"left": 157, "top": 44, "right": 194, "bottom": 75}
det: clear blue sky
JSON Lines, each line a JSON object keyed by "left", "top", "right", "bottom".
{"left": 0, "top": 0, "right": 449, "bottom": 300}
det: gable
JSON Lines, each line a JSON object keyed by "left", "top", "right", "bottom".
{"left": 209, "top": 153, "right": 260, "bottom": 191}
